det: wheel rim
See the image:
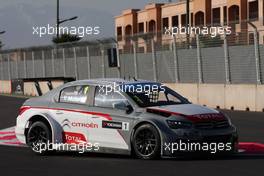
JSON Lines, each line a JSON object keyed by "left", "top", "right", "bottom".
{"left": 135, "top": 129, "right": 157, "bottom": 156}
{"left": 28, "top": 126, "right": 48, "bottom": 147}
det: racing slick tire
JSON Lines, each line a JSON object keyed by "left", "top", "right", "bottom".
{"left": 26, "top": 121, "right": 52, "bottom": 155}
{"left": 132, "top": 123, "right": 161, "bottom": 160}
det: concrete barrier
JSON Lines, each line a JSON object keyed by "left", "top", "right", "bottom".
{"left": 198, "top": 84, "right": 225, "bottom": 109}
{"left": 51, "top": 81, "right": 64, "bottom": 89}
{"left": 0, "top": 80, "right": 11, "bottom": 94}
{"left": 38, "top": 81, "right": 50, "bottom": 95}
{"left": 1, "top": 79, "right": 264, "bottom": 112}
{"left": 256, "top": 85, "right": 264, "bottom": 112}
{"left": 23, "top": 82, "right": 38, "bottom": 96}
{"left": 165, "top": 83, "right": 198, "bottom": 104}
{"left": 225, "top": 84, "right": 256, "bottom": 111}
{"left": 165, "top": 83, "right": 264, "bottom": 112}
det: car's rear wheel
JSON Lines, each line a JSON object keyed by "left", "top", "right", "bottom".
{"left": 26, "top": 121, "right": 52, "bottom": 155}
{"left": 132, "top": 124, "right": 161, "bottom": 160}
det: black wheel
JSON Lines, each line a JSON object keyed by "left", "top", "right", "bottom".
{"left": 27, "top": 121, "right": 52, "bottom": 155}
{"left": 132, "top": 124, "right": 161, "bottom": 160}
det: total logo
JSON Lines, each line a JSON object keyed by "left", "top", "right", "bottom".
{"left": 62, "top": 132, "right": 87, "bottom": 144}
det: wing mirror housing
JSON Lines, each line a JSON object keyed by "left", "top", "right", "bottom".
{"left": 113, "top": 102, "right": 133, "bottom": 114}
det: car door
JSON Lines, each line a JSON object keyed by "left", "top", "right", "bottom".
{"left": 50, "top": 85, "right": 95, "bottom": 145}
{"left": 87, "top": 86, "right": 135, "bottom": 151}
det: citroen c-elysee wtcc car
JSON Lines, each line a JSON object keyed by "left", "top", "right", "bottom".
{"left": 15, "top": 79, "right": 238, "bottom": 159}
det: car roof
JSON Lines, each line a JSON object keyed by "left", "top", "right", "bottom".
{"left": 66, "top": 78, "right": 160, "bottom": 86}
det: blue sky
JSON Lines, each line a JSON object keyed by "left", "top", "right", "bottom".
{"left": 0, "top": 0, "right": 172, "bottom": 49}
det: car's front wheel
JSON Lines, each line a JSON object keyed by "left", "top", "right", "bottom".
{"left": 26, "top": 121, "right": 52, "bottom": 155}
{"left": 132, "top": 123, "right": 161, "bottom": 160}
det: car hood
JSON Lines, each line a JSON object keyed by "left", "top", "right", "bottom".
{"left": 146, "top": 104, "right": 226, "bottom": 122}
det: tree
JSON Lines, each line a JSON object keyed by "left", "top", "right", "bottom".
{"left": 52, "top": 33, "right": 81, "bottom": 44}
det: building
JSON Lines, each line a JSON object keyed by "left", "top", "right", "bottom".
{"left": 115, "top": 0, "right": 263, "bottom": 51}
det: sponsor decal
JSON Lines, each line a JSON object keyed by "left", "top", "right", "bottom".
{"left": 62, "top": 119, "right": 71, "bottom": 128}
{"left": 62, "top": 119, "right": 99, "bottom": 129}
{"left": 62, "top": 132, "right": 87, "bottom": 144}
{"left": 71, "top": 122, "right": 98, "bottom": 129}
{"left": 102, "top": 121, "right": 129, "bottom": 131}
{"left": 188, "top": 113, "right": 226, "bottom": 122}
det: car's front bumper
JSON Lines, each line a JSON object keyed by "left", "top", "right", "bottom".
{"left": 161, "top": 125, "right": 238, "bottom": 156}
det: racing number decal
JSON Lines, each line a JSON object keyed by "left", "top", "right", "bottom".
{"left": 102, "top": 121, "right": 129, "bottom": 131}
{"left": 122, "top": 122, "right": 129, "bottom": 131}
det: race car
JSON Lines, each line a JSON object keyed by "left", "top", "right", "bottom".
{"left": 15, "top": 79, "right": 238, "bottom": 159}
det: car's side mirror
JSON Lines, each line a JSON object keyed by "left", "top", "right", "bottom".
{"left": 113, "top": 102, "right": 133, "bottom": 114}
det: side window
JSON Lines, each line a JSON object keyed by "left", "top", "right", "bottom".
{"left": 166, "top": 93, "right": 181, "bottom": 103}
{"left": 59, "top": 85, "right": 90, "bottom": 104}
{"left": 94, "top": 87, "right": 127, "bottom": 108}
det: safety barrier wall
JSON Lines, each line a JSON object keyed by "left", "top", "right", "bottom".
{"left": 1, "top": 80, "right": 264, "bottom": 112}
{"left": 0, "top": 80, "right": 65, "bottom": 96}
{"left": 23, "top": 80, "right": 64, "bottom": 96}
{"left": 165, "top": 83, "right": 264, "bottom": 112}
{"left": 0, "top": 80, "right": 11, "bottom": 94}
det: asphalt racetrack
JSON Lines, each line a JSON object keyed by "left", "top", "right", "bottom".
{"left": 0, "top": 95, "right": 263, "bottom": 176}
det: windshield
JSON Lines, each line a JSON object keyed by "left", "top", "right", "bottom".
{"left": 125, "top": 84, "right": 189, "bottom": 107}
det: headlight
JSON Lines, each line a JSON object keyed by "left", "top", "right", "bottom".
{"left": 166, "top": 120, "right": 192, "bottom": 129}
{"left": 220, "top": 112, "right": 232, "bottom": 125}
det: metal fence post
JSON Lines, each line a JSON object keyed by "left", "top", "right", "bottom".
{"left": 7, "top": 54, "right": 11, "bottom": 80}
{"left": 86, "top": 46, "right": 91, "bottom": 79}
{"left": 101, "top": 47, "right": 106, "bottom": 78}
{"left": 73, "top": 47, "right": 78, "bottom": 80}
{"left": 133, "top": 41, "right": 138, "bottom": 79}
{"left": 151, "top": 39, "right": 158, "bottom": 82}
{"left": 32, "top": 51, "right": 35, "bottom": 78}
{"left": 23, "top": 52, "right": 27, "bottom": 78}
{"left": 42, "top": 50, "right": 46, "bottom": 77}
{"left": 253, "top": 29, "right": 261, "bottom": 84}
{"left": 62, "top": 48, "right": 66, "bottom": 77}
{"left": 0, "top": 54, "right": 3, "bottom": 80}
{"left": 196, "top": 35, "right": 203, "bottom": 84}
{"left": 115, "top": 43, "right": 121, "bottom": 78}
{"left": 223, "top": 31, "right": 231, "bottom": 84}
{"left": 51, "top": 49, "right": 55, "bottom": 77}
{"left": 15, "top": 53, "right": 19, "bottom": 79}
{"left": 172, "top": 35, "right": 179, "bottom": 83}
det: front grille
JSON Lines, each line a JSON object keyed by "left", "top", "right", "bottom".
{"left": 195, "top": 120, "right": 229, "bottom": 129}
{"left": 202, "top": 134, "right": 233, "bottom": 143}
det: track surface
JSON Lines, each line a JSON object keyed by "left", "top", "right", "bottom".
{"left": 0, "top": 95, "right": 263, "bottom": 176}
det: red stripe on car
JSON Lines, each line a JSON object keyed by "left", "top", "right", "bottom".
{"left": 19, "top": 106, "right": 112, "bottom": 121}
{"left": 147, "top": 108, "right": 226, "bottom": 122}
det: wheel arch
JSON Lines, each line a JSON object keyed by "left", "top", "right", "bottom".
{"left": 130, "top": 120, "right": 164, "bottom": 155}
{"left": 25, "top": 115, "right": 53, "bottom": 143}
{"left": 25, "top": 113, "right": 63, "bottom": 144}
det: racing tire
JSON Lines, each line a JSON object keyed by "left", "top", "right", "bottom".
{"left": 132, "top": 124, "right": 161, "bottom": 160}
{"left": 26, "top": 121, "right": 52, "bottom": 155}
